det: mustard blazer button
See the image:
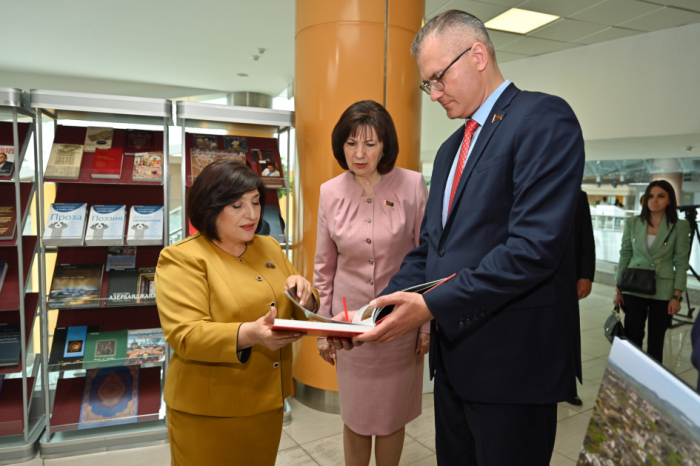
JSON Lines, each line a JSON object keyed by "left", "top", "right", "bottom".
{"left": 256, "top": 276, "right": 262, "bottom": 281}
{"left": 238, "top": 259, "right": 243, "bottom": 263}
{"left": 273, "top": 362, "right": 279, "bottom": 368}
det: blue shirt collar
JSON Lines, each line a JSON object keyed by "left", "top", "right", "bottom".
{"left": 467, "top": 80, "right": 511, "bottom": 127}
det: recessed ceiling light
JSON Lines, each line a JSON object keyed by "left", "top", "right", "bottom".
{"left": 485, "top": 8, "right": 559, "bottom": 34}
{"left": 237, "top": 73, "right": 249, "bottom": 77}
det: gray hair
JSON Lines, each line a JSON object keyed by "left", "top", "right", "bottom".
{"left": 411, "top": 10, "right": 496, "bottom": 61}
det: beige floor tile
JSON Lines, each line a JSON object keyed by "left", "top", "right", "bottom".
{"left": 276, "top": 447, "right": 319, "bottom": 465}
{"left": 421, "top": 393, "right": 434, "bottom": 409}
{"left": 553, "top": 411, "right": 594, "bottom": 461}
{"left": 581, "top": 356, "right": 610, "bottom": 383}
{"left": 395, "top": 441, "right": 435, "bottom": 465}
{"left": 401, "top": 455, "right": 437, "bottom": 466}
{"left": 580, "top": 337, "right": 612, "bottom": 359}
{"left": 405, "top": 408, "right": 436, "bottom": 452}
{"left": 43, "top": 444, "right": 171, "bottom": 466}
{"left": 280, "top": 430, "right": 299, "bottom": 452}
{"left": 283, "top": 398, "right": 344, "bottom": 445}
{"left": 550, "top": 450, "right": 577, "bottom": 466}
{"left": 301, "top": 432, "right": 345, "bottom": 466}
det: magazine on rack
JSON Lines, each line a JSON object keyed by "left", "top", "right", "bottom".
{"left": 272, "top": 275, "right": 454, "bottom": 338}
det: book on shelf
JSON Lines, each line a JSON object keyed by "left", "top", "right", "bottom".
{"left": 126, "top": 206, "right": 163, "bottom": 246}
{"left": 83, "top": 127, "right": 114, "bottom": 153}
{"left": 79, "top": 366, "right": 139, "bottom": 429}
{"left": 48, "top": 325, "right": 100, "bottom": 369}
{"left": 0, "top": 205, "right": 17, "bottom": 241}
{"left": 223, "top": 136, "right": 247, "bottom": 153}
{"left": 273, "top": 277, "right": 455, "bottom": 338}
{"left": 251, "top": 148, "right": 285, "bottom": 188}
{"left": 124, "top": 130, "right": 154, "bottom": 155}
{"left": 106, "top": 246, "right": 137, "bottom": 271}
{"left": 190, "top": 149, "right": 245, "bottom": 182}
{"left": 91, "top": 148, "right": 123, "bottom": 179}
{"left": 0, "top": 323, "right": 21, "bottom": 367}
{"left": 0, "top": 260, "right": 7, "bottom": 293}
{"left": 43, "top": 203, "right": 88, "bottom": 246}
{"left": 0, "top": 145, "right": 15, "bottom": 177}
{"left": 48, "top": 263, "right": 104, "bottom": 308}
{"left": 46, "top": 143, "right": 84, "bottom": 180}
{"left": 137, "top": 267, "right": 156, "bottom": 304}
{"left": 126, "top": 328, "right": 165, "bottom": 364}
{"left": 85, "top": 205, "right": 126, "bottom": 246}
{"left": 106, "top": 269, "right": 139, "bottom": 306}
{"left": 84, "top": 330, "right": 128, "bottom": 368}
{"left": 192, "top": 134, "right": 220, "bottom": 150}
{"left": 132, "top": 152, "right": 163, "bottom": 182}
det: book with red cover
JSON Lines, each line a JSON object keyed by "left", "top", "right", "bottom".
{"left": 0, "top": 205, "right": 17, "bottom": 241}
{"left": 91, "top": 148, "right": 123, "bottom": 179}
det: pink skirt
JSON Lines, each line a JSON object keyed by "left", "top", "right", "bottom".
{"left": 335, "top": 329, "right": 424, "bottom": 436}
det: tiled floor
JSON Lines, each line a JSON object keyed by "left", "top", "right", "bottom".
{"left": 13, "top": 283, "right": 699, "bottom": 465}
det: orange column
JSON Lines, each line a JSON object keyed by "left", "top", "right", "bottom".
{"left": 293, "top": 0, "right": 425, "bottom": 392}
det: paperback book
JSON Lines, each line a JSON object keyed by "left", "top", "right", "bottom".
{"left": 126, "top": 206, "right": 163, "bottom": 246}
{"left": 132, "top": 152, "right": 162, "bottom": 182}
{"left": 251, "top": 148, "right": 285, "bottom": 188}
{"left": 0, "top": 205, "right": 17, "bottom": 241}
{"left": 0, "top": 323, "right": 20, "bottom": 367}
{"left": 124, "top": 130, "right": 154, "bottom": 155}
{"left": 0, "top": 145, "right": 15, "bottom": 177}
{"left": 45, "top": 143, "right": 84, "bottom": 180}
{"left": 48, "top": 263, "right": 104, "bottom": 308}
{"left": 78, "top": 366, "right": 139, "bottom": 429}
{"left": 91, "top": 148, "right": 123, "bottom": 179}
{"left": 83, "top": 127, "right": 114, "bottom": 152}
{"left": 43, "top": 203, "right": 88, "bottom": 246}
{"left": 126, "top": 328, "right": 165, "bottom": 365}
{"left": 136, "top": 267, "right": 156, "bottom": 304}
{"left": 64, "top": 326, "right": 88, "bottom": 358}
{"left": 84, "top": 329, "right": 128, "bottom": 368}
{"left": 190, "top": 148, "right": 245, "bottom": 182}
{"left": 106, "top": 269, "right": 139, "bottom": 306}
{"left": 85, "top": 205, "right": 126, "bottom": 246}
{"left": 48, "top": 325, "right": 100, "bottom": 370}
{"left": 106, "top": 246, "right": 137, "bottom": 270}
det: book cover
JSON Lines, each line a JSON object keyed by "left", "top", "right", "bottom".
{"left": 91, "top": 148, "right": 123, "bottom": 179}
{"left": 0, "top": 323, "right": 20, "bottom": 367}
{"left": 126, "top": 206, "right": 163, "bottom": 246}
{"left": 43, "top": 203, "right": 88, "bottom": 246}
{"left": 0, "top": 260, "right": 7, "bottom": 293}
{"left": 223, "top": 136, "right": 247, "bottom": 152}
{"left": 0, "top": 205, "right": 17, "bottom": 241}
{"left": 63, "top": 325, "right": 88, "bottom": 358}
{"left": 124, "top": 130, "right": 154, "bottom": 155}
{"left": 192, "top": 134, "right": 219, "bottom": 150}
{"left": 45, "top": 143, "right": 84, "bottom": 180}
{"left": 190, "top": 148, "right": 245, "bottom": 182}
{"left": 106, "top": 246, "right": 137, "bottom": 271}
{"left": 48, "top": 263, "right": 104, "bottom": 308}
{"left": 0, "top": 145, "right": 15, "bottom": 177}
{"left": 78, "top": 366, "right": 139, "bottom": 429}
{"left": 126, "top": 328, "right": 165, "bottom": 364}
{"left": 48, "top": 325, "right": 100, "bottom": 369}
{"left": 85, "top": 205, "right": 126, "bottom": 246}
{"left": 106, "top": 269, "right": 139, "bottom": 307}
{"left": 136, "top": 267, "right": 155, "bottom": 305}
{"left": 83, "top": 127, "right": 114, "bottom": 153}
{"left": 84, "top": 330, "right": 128, "bottom": 368}
{"left": 251, "top": 148, "right": 285, "bottom": 188}
{"left": 132, "top": 152, "right": 162, "bottom": 182}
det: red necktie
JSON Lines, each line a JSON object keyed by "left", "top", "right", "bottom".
{"left": 448, "top": 119, "right": 480, "bottom": 213}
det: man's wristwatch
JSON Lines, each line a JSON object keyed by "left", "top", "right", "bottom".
{"left": 673, "top": 295, "right": 683, "bottom": 302}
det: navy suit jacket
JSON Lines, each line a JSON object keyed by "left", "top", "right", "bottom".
{"left": 382, "top": 83, "right": 585, "bottom": 404}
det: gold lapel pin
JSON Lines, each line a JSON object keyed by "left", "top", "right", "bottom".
{"left": 492, "top": 114, "right": 503, "bottom": 123}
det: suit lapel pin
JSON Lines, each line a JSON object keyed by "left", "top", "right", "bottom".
{"left": 492, "top": 114, "right": 503, "bottom": 123}
{"left": 265, "top": 262, "right": 276, "bottom": 269}
{"left": 384, "top": 200, "right": 394, "bottom": 207}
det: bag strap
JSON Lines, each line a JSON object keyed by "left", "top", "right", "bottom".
{"left": 655, "top": 223, "right": 676, "bottom": 280}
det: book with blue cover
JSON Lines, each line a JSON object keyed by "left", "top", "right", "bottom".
{"left": 43, "top": 203, "right": 88, "bottom": 246}
{"left": 85, "top": 205, "right": 126, "bottom": 246}
{"left": 0, "top": 323, "right": 21, "bottom": 367}
{"left": 78, "top": 366, "right": 140, "bottom": 429}
{"left": 63, "top": 326, "right": 88, "bottom": 358}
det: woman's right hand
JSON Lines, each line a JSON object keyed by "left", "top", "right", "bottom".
{"left": 613, "top": 288, "right": 625, "bottom": 308}
{"left": 239, "top": 307, "right": 303, "bottom": 351}
{"left": 317, "top": 338, "right": 336, "bottom": 366}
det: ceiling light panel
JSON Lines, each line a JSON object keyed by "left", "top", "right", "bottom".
{"left": 485, "top": 8, "right": 559, "bottom": 34}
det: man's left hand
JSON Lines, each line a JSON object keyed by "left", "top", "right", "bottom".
{"left": 577, "top": 278, "right": 592, "bottom": 300}
{"left": 354, "top": 292, "right": 434, "bottom": 344}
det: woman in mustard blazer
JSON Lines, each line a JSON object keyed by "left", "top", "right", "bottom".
{"left": 614, "top": 180, "right": 690, "bottom": 364}
{"left": 155, "top": 160, "right": 318, "bottom": 465}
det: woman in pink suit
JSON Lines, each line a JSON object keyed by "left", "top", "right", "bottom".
{"left": 314, "top": 100, "right": 429, "bottom": 466}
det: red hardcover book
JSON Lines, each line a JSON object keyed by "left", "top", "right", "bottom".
{"left": 91, "top": 148, "right": 123, "bottom": 179}
{"left": 0, "top": 205, "right": 17, "bottom": 241}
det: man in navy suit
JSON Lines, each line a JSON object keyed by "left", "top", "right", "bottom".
{"left": 354, "top": 10, "right": 585, "bottom": 465}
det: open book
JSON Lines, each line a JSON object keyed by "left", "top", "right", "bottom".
{"left": 272, "top": 276, "right": 454, "bottom": 338}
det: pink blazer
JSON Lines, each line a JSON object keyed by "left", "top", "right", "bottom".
{"left": 314, "top": 168, "right": 429, "bottom": 332}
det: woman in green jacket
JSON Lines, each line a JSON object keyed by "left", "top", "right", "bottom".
{"left": 614, "top": 180, "right": 690, "bottom": 364}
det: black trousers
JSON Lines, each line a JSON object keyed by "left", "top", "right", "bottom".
{"left": 434, "top": 368, "right": 557, "bottom": 465}
{"left": 622, "top": 294, "right": 672, "bottom": 364}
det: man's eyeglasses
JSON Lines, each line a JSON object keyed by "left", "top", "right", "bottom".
{"left": 419, "top": 46, "right": 472, "bottom": 95}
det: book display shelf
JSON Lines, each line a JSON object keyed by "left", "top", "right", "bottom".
{"left": 176, "top": 101, "right": 294, "bottom": 250}
{"left": 0, "top": 88, "right": 45, "bottom": 465}
{"left": 31, "top": 90, "right": 172, "bottom": 459}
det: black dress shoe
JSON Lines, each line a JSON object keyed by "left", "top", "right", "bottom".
{"left": 567, "top": 396, "right": 583, "bottom": 406}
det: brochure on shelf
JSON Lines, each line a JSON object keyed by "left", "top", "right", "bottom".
{"left": 0, "top": 145, "right": 15, "bottom": 177}
{"left": 126, "top": 206, "right": 163, "bottom": 245}
{"left": 83, "top": 127, "right": 114, "bottom": 153}
{"left": 85, "top": 205, "right": 126, "bottom": 246}
{"left": 43, "top": 203, "right": 88, "bottom": 246}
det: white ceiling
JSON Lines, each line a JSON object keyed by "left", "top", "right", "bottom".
{"left": 426, "top": 0, "right": 700, "bottom": 63}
